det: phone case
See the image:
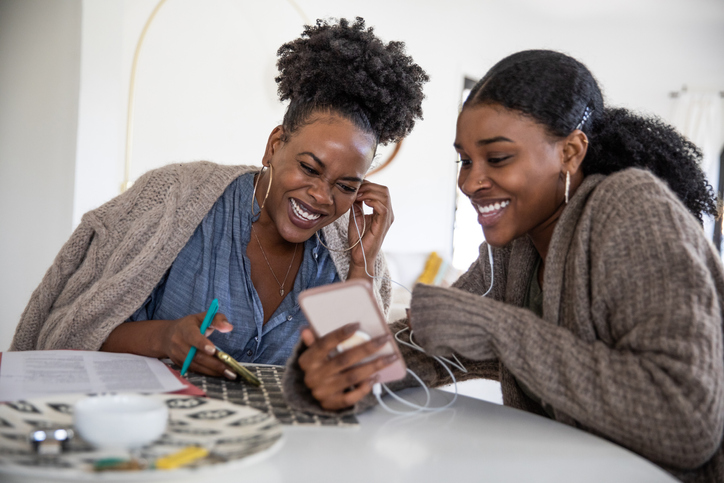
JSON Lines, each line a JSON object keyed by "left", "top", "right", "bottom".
{"left": 298, "top": 279, "right": 407, "bottom": 383}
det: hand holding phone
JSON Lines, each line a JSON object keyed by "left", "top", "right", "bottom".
{"left": 299, "top": 279, "right": 406, "bottom": 385}
{"left": 297, "top": 279, "right": 407, "bottom": 410}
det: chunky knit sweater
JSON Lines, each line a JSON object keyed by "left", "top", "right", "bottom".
{"left": 10, "top": 161, "right": 390, "bottom": 352}
{"left": 284, "top": 168, "right": 724, "bottom": 483}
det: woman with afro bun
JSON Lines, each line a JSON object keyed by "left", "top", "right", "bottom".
{"left": 11, "top": 18, "right": 428, "bottom": 378}
{"left": 290, "top": 50, "right": 723, "bottom": 482}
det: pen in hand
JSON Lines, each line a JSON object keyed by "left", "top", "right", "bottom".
{"left": 180, "top": 298, "right": 219, "bottom": 377}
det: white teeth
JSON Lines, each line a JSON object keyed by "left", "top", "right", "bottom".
{"left": 291, "top": 199, "right": 321, "bottom": 221}
{"left": 477, "top": 200, "right": 509, "bottom": 214}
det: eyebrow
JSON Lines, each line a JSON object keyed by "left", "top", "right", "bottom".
{"left": 299, "top": 152, "right": 364, "bottom": 183}
{"left": 453, "top": 136, "right": 514, "bottom": 149}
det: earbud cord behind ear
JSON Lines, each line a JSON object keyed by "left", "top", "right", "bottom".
{"left": 349, "top": 209, "right": 496, "bottom": 414}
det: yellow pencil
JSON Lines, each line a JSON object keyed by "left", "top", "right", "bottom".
{"left": 155, "top": 446, "right": 209, "bottom": 470}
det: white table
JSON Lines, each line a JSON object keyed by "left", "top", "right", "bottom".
{"left": 211, "top": 387, "right": 676, "bottom": 483}
{"left": 5, "top": 387, "right": 677, "bottom": 483}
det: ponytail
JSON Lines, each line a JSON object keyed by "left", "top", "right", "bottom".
{"left": 585, "top": 108, "right": 717, "bottom": 223}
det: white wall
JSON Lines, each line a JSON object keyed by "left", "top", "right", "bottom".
{"left": 73, "top": 0, "right": 724, "bottom": 253}
{"left": 0, "top": 0, "right": 81, "bottom": 350}
{"left": 73, "top": 0, "right": 124, "bottom": 228}
{"left": 1, "top": 0, "right": 724, "bottom": 350}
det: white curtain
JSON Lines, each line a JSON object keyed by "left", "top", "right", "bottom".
{"left": 669, "top": 91, "right": 724, "bottom": 240}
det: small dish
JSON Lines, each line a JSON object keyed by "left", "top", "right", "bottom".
{"left": 73, "top": 394, "right": 168, "bottom": 450}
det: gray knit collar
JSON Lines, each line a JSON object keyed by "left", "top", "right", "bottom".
{"left": 542, "top": 174, "right": 606, "bottom": 324}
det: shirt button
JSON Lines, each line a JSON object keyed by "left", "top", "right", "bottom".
{"left": 254, "top": 336, "right": 258, "bottom": 341}
{"left": 287, "top": 315, "right": 293, "bottom": 321}
{"left": 313, "top": 252, "right": 318, "bottom": 259}
{"left": 246, "top": 349, "right": 253, "bottom": 357}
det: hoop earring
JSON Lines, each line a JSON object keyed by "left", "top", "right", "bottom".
{"left": 565, "top": 171, "right": 570, "bottom": 205}
{"left": 315, "top": 207, "right": 366, "bottom": 252}
{"left": 251, "top": 164, "right": 273, "bottom": 217}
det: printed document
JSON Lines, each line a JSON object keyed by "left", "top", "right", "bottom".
{"left": 0, "top": 351, "right": 186, "bottom": 401}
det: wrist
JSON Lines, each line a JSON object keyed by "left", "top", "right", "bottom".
{"left": 101, "top": 319, "right": 168, "bottom": 358}
{"left": 348, "top": 262, "right": 375, "bottom": 280}
{"left": 156, "top": 319, "right": 180, "bottom": 358}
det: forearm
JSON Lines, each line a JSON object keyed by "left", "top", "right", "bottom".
{"left": 100, "top": 320, "right": 171, "bottom": 358}
{"left": 410, "top": 283, "right": 724, "bottom": 470}
{"left": 387, "top": 319, "right": 499, "bottom": 389}
{"left": 346, "top": 252, "right": 393, "bottom": 319}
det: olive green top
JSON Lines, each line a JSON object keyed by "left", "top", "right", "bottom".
{"left": 517, "top": 256, "right": 555, "bottom": 419}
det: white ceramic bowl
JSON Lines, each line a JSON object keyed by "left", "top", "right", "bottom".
{"left": 73, "top": 394, "right": 168, "bottom": 450}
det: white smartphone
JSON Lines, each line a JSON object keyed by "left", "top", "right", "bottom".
{"left": 298, "top": 279, "right": 407, "bottom": 384}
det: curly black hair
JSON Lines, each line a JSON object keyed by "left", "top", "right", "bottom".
{"left": 275, "top": 17, "right": 428, "bottom": 145}
{"left": 464, "top": 50, "right": 717, "bottom": 223}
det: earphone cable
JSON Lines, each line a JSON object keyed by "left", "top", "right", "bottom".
{"left": 350, "top": 207, "right": 497, "bottom": 414}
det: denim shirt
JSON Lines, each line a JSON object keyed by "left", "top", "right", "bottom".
{"left": 129, "top": 172, "right": 340, "bottom": 365}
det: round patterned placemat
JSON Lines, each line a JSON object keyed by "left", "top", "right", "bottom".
{"left": 0, "top": 393, "right": 283, "bottom": 481}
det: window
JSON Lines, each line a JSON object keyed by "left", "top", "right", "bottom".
{"left": 451, "top": 77, "right": 485, "bottom": 271}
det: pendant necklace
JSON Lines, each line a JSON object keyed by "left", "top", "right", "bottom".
{"left": 251, "top": 224, "right": 299, "bottom": 297}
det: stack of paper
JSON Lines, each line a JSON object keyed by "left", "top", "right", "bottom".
{"left": 0, "top": 351, "right": 190, "bottom": 401}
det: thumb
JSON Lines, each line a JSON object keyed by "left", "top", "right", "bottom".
{"left": 206, "top": 314, "right": 233, "bottom": 335}
{"left": 300, "top": 327, "right": 317, "bottom": 347}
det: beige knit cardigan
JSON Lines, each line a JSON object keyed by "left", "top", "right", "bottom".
{"left": 10, "top": 161, "right": 390, "bottom": 352}
{"left": 284, "top": 168, "right": 724, "bottom": 483}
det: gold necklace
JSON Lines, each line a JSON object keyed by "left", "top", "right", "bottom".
{"left": 251, "top": 225, "right": 299, "bottom": 297}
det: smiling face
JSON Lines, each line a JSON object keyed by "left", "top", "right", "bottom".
{"left": 259, "top": 113, "right": 376, "bottom": 244}
{"left": 454, "top": 103, "right": 569, "bottom": 251}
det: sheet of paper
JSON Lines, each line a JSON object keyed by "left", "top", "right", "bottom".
{"left": 0, "top": 351, "right": 186, "bottom": 401}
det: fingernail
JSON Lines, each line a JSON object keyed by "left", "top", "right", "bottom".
{"left": 384, "top": 353, "right": 399, "bottom": 364}
{"left": 343, "top": 323, "right": 360, "bottom": 335}
{"left": 204, "top": 345, "right": 216, "bottom": 355}
{"left": 373, "top": 335, "right": 390, "bottom": 347}
{"left": 224, "top": 369, "right": 237, "bottom": 380}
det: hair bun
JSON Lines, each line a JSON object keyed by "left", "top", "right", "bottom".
{"left": 276, "top": 17, "right": 428, "bottom": 145}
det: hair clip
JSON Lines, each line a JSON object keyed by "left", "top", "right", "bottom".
{"left": 575, "top": 106, "right": 593, "bottom": 130}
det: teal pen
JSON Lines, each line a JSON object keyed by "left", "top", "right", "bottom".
{"left": 180, "top": 298, "right": 219, "bottom": 377}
